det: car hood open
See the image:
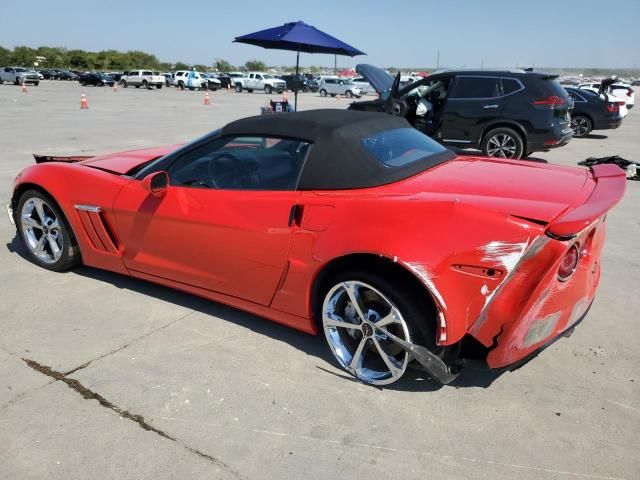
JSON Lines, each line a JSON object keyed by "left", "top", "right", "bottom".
{"left": 356, "top": 64, "right": 394, "bottom": 94}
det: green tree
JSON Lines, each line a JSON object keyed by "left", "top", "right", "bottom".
{"left": 10, "top": 46, "right": 36, "bottom": 67}
{"left": 0, "top": 46, "right": 11, "bottom": 65}
{"left": 214, "top": 58, "right": 234, "bottom": 72}
{"left": 174, "top": 62, "right": 189, "bottom": 71}
{"left": 244, "top": 60, "right": 266, "bottom": 71}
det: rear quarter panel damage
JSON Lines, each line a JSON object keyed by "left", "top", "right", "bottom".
{"left": 270, "top": 192, "right": 544, "bottom": 345}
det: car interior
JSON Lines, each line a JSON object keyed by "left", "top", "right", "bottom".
{"left": 169, "top": 137, "right": 310, "bottom": 190}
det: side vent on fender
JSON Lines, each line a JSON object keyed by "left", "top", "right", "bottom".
{"left": 74, "top": 205, "right": 119, "bottom": 254}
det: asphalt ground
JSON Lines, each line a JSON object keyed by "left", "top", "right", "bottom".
{"left": 0, "top": 80, "right": 638, "bottom": 480}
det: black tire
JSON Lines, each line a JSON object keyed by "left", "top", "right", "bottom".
{"left": 16, "top": 189, "right": 81, "bottom": 272}
{"left": 143, "top": 80, "right": 150, "bottom": 90}
{"left": 178, "top": 81, "right": 185, "bottom": 90}
{"left": 319, "top": 269, "right": 455, "bottom": 384}
{"left": 121, "top": 80, "right": 127, "bottom": 88}
{"left": 319, "top": 89, "right": 327, "bottom": 97}
{"left": 156, "top": 84, "right": 162, "bottom": 89}
{"left": 81, "top": 81, "right": 86, "bottom": 87}
{"left": 135, "top": 85, "right": 140, "bottom": 89}
{"left": 481, "top": 127, "right": 524, "bottom": 159}
{"left": 188, "top": 87, "right": 194, "bottom": 91}
{"left": 235, "top": 83, "right": 243, "bottom": 93}
{"left": 264, "top": 85, "right": 272, "bottom": 94}
{"left": 97, "top": 81, "right": 104, "bottom": 87}
{"left": 246, "top": 89, "right": 253, "bottom": 93}
{"left": 34, "top": 82, "right": 39, "bottom": 87}
{"left": 345, "top": 90, "right": 353, "bottom": 98}
{"left": 570, "top": 115, "right": 593, "bottom": 137}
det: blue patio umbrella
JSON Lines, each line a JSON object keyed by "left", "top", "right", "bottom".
{"left": 234, "top": 21, "right": 366, "bottom": 110}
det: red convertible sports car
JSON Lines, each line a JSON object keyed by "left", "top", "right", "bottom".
{"left": 8, "top": 110, "right": 625, "bottom": 386}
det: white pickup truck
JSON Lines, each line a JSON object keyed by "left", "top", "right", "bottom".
{"left": 234, "top": 72, "right": 286, "bottom": 94}
{"left": 0, "top": 67, "right": 40, "bottom": 85}
{"left": 120, "top": 70, "right": 165, "bottom": 89}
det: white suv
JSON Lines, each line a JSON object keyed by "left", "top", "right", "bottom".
{"left": 173, "top": 70, "right": 209, "bottom": 90}
{"left": 317, "top": 77, "right": 362, "bottom": 98}
{"left": 120, "top": 70, "right": 165, "bottom": 89}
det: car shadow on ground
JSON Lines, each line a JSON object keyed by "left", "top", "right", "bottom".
{"left": 7, "top": 234, "right": 507, "bottom": 392}
{"left": 450, "top": 147, "right": 549, "bottom": 164}
{"left": 580, "top": 134, "right": 608, "bottom": 140}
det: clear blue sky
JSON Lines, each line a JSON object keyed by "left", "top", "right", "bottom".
{"left": 1, "top": 0, "right": 639, "bottom": 69}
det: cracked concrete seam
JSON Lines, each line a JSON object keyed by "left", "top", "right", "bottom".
{"left": 21, "top": 357, "right": 248, "bottom": 480}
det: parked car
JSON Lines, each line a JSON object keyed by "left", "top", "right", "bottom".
{"left": 120, "top": 70, "right": 165, "bottom": 89}
{"left": 280, "top": 74, "right": 313, "bottom": 93}
{"left": 579, "top": 79, "right": 634, "bottom": 110}
{"left": 352, "top": 76, "right": 374, "bottom": 95}
{"left": 217, "top": 72, "right": 245, "bottom": 89}
{"left": 159, "top": 72, "right": 173, "bottom": 87}
{"left": 349, "top": 64, "right": 574, "bottom": 159}
{"left": 9, "top": 110, "right": 625, "bottom": 386}
{"left": 565, "top": 87, "right": 624, "bottom": 137}
{"left": 78, "top": 72, "right": 115, "bottom": 87}
{"left": 317, "top": 77, "right": 362, "bottom": 98}
{"left": 56, "top": 70, "right": 79, "bottom": 81}
{"left": 172, "top": 70, "right": 208, "bottom": 90}
{"left": 0, "top": 67, "right": 40, "bottom": 85}
{"left": 200, "top": 73, "right": 221, "bottom": 91}
{"left": 234, "top": 72, "right": 286, "bottom": 94}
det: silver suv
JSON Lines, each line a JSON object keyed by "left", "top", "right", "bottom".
{"left": 317, "top": 77, "right": 361, "bottom": 98}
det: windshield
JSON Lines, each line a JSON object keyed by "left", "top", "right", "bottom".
{"left": 263, "top": 74, "right": 274, "bottom": 79}
{"left": 15, "top": 68, "right": 26, "bottom": 72}
{"left": 361, "top": 128, "right": 449, "bottom": 168}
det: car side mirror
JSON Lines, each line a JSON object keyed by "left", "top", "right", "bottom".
{"left": 142, "top": 171, "right": 169, "bottom": 197}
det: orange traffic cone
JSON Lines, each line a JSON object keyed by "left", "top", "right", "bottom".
{"left": 80, "top": 93, "right": 88, "bottom": 109}
{"left": 282, "top": 90, "right": 288, "bottom": 102}
{"left": 203, "top": 91, "right": 211, "bottom": 105}
{"left": 21, "top": 83, "right": 28, "bottom": 93}
{"left": 113, "top": 83, "right": 118, "bottom": 92}
{"left": 336, "top": 93, "right": 340, "bottom": 101}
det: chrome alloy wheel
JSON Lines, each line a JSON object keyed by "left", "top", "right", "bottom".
{"left": 322, "top": 281, "right": 411, "bottom": 385}
{"left": 486, "top": 133, "right": 517, "bottom": 158}
{"left": 571, "top": 117, "right": 590, "bottom": 137}
{"left": 20, "top": 197, "right": 63, "bottom": 264}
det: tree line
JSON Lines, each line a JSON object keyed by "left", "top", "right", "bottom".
{"left": 0, "top": 46, "right": 329, "bottom": 73}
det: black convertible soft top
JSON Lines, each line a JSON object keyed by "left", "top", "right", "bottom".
{"left": 222, "top": 109, "right": 455, "bottom": 190}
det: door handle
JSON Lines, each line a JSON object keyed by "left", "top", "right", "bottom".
{"left": 288, "top": 204, "right": 303, "bottom": 227}
{"left": 483, "top": 104, "right": 499, "bottom": 109}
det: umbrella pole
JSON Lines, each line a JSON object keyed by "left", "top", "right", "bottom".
{"left": 294, "top": 49, "right": 299, "bottom": 111}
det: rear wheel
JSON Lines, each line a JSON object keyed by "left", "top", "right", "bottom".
{"left": 481, "top": 127, "right": 524, "bottom": 159}
{"left": 143, "top": 80, "right": 150, "bottom": 90}
{"left": 321, "top": 270, "right": 442, "bottom": 386}
{"left": 264, "top": 85, "right": 272, "bottom": 94}
{"left": 121, "top": 80, "right": 127, "bottom": 88}
{"left": 345, "top": 90, "right": 353, "bottom": 98}
{"left": 16, "top": 190, "right": 81, "bottom": 272}
{"left": 235, "top": 83, "right": 243, "bottom": 93}
{"left": 570, "top": 115, "right": 592, "bottom": 137}
{"left": 319, "top": 89, "right": 327, "bottom": 97}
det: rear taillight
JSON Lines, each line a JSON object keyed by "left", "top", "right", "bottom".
{"left": 607, "top": 103, "right": 619, "bottom": 112}
{"left": 627, "top": 90, "right": 633, "bottom": 97}
{"left": 617, "top": 100, "right": 626, "bottom": 106}
{"left": 533, "top": 95, "right": 566, "bottom": 109}
{"left": 558, "top": 244, "right": 580, "bottom": 281}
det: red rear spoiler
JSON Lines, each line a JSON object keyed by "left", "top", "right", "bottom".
{"left": 546, "top": 164, "right": 626, "bottom": 239}
{"left": 33, "top": 154, "right": 93, "bottom": 164}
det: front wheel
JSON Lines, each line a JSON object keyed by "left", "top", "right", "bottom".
{"left": 321, "top": 271, "right": 443, "bottom": 386}
{"left": 345, "top": 90, "right": 353, "bottom": 98}
{"left": 481, "top": 127, "right": 524, "bottom": 159}
{"left": 319, "top": 89, "right": 327, "bottom": 97}
{"left": 235, "top": 84, "right": 243, "bottom": 93}
{"left": 121, "top": 80, "right": 128, "bottom": 88}
{"left": 16, "top": 190, "right": 81, "bottom": 272}
{"left": 264, "top": 85, "right": 272, "bottom": 94}
{"left": 143, "top": 80, "right": 150, "bottom": 90}
{"left": 570, "top": 115, "right": 592, "bottom": 137}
